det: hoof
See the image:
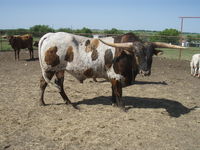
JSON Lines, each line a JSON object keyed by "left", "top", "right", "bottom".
{"left": 93, "top": 78, "right": 97, "bottom": 82}
{"left": 65, "top": 102, "right": 80, "bottom": 110}
{"left": 120, "top": 107, "right": 127, "bottom": 112}
{"left": 72, "top": 104, "right": 80, "bottom": 110}
{"left": 112, "top": 103, "right": 117, "bottom": 107}
{"left": 39, "top": 102, "right": 46, "bottom": 106}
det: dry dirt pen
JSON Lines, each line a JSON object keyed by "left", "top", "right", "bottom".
{"left": 0, "top": 50, "right": 200, "bottom": 150}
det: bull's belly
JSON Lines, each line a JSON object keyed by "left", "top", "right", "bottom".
{"left": 65, "top": 63, "right": 108, "bottom": 82}
{"left": 44, "top": 62, "right": 126, "bottom": 85}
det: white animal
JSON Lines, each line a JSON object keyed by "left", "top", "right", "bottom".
{"left": 190, "top": 54, "right": 200, "bottom": 77}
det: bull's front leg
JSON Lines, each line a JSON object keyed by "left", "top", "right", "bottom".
{"left": 190, "top": 66, "right": 194, "bottom": 76}
{"left": 29, "top": 47, "right": 34, "bottom": 60}
{"left": 14, "top": 49, "right": 18, "bottom": 60}
{"left": 111, "top": 79, "right": 125, "bottom": 111}
{"left": 194, "top": 67, "right": 198, "bottom": 76}
{"left": 111, "top": 85, "right": 117, "bottom": 107}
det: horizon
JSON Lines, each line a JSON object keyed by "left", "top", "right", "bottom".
{"left": 1, "top": 26, "right": 200, "bottom": 35}
{"left": 1, "top": 0, "right": 200, "bottom": 33}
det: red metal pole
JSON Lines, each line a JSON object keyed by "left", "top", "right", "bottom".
{"left": 179, "top": 17, "right": 184, "bottom": 60}
{"left": 178, "top": 16, "right": 200, "bottom": 60}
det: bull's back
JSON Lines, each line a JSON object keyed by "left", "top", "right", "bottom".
{"left": 39, "top": 32, "right": 111, "bottom": 80}
{"left": 13, "top": 35, "right": 33, "bottom": 49}
{"left": 39, "top": 32, "right": 85, "bottom": 71}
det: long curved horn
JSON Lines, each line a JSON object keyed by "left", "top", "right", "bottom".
{"left": 99, "top": 39, "right": 133, "bottom": 49}
{"left": 152, "top": 42, "right": 185, "bottom": 49}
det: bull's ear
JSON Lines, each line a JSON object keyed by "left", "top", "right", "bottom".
{"left": 154, "top": 49, "right": 163, "bottom": 55}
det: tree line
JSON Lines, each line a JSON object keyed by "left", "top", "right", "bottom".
{"left": 1, "top": 25, "right": 200, "bottom": 44}
{"left": 0, "top": 25, "right": 124, "bottom": 36}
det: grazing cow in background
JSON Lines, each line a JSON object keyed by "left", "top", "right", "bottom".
{"left": 8, "top": 34, "right": 34, "bottom": 60}
{"left": 38, "top": 32, "right": 185, "bottom": 110}
{"left": 190, "top": 54, "right": 200, "bottom": 77}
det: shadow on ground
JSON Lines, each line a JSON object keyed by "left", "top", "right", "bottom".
{"left": 25, "top": 57, "right": 39, "bottom": 61}
{"left": 76, "top": 96, "right": 195, "bottom": 117}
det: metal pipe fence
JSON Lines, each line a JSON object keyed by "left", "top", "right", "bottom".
{"left": 0, "top": 31, "right": 200, "bottom": 60}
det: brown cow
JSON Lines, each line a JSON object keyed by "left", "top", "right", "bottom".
{"left": 8, "top": 34, "right": 34, "bottom": 60}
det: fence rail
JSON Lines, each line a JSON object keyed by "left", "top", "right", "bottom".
{"left": 0, "top": 31, "right": 200, "bottom": 60}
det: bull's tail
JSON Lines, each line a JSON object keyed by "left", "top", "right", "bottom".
{"left": 42, "top": 71, "right": 61, "bottom": 92}
{"left": 38, "top": 33, "right": 61, "bottom": 92}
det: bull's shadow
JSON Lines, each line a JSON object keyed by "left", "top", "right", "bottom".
{"left": 25, "top": 57, "right": 39, "bottom": 61}
{"left": 97, "top": 80, "right": 168, "bottom": 85}
{"left": 76, "top": 96, "right": 195, "bottom": 117}
{"left": 134, "top": 80, "right": 168, "bottom": 85}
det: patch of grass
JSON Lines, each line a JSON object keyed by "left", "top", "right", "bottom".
{"left": 0, "top": 39, "right": 11, "bottom": 51}
{"left": 157, "top": 47, "right": 200, "bottom": 61}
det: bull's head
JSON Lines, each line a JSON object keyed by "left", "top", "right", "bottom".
{"left": 7, "top": 36, "right": 15, "bottom": 45}
{"left": 99, "top": 39, "right": 185, "bottom": 76}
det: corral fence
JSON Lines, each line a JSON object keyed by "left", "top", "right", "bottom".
{"left": 0, "top": 31, "right": 200, "bottom": 60}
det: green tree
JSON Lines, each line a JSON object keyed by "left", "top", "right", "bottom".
{"left": 150, "top": 28, "right": 180, "bottom": 44}
{"left": 29, "top": 25, "right": 55, "bottom": 36}
{"left": 15, "top": 28, "right": 29, "bottom": 34}
{"left": 74, "top": 27, "right": 93, "bottom": 37}
{"left": 75, "top": 27, "right": 92, "bottom": 34}
{"left": 104, "top": 28, "right": 123, "bottom": 35}
{"left": 1, "top": 28, "right": 29, "bottom": 36}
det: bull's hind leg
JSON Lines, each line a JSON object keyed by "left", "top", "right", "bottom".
{"left": 14, "top": 50, "right": 17, "bottom": 60}
{"left": 55, "top": 71, "right": 72, "bottom": 105}
{"left": 17, "top": 49, "right": 20, "bottom": 60}
{"left": 39, "top": 71, "right": 55, "bottom": 106}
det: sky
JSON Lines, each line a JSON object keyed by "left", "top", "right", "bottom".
{"left": 1, "top": 0, "right": 200, "bottom": 33}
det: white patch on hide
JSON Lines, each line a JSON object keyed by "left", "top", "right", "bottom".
{"left": 107, "top": 65, "right": 124, "bottom": 81}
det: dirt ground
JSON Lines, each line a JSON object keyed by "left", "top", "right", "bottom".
{"left": 0, "top": 50, "right": 200, "bottom": 150}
